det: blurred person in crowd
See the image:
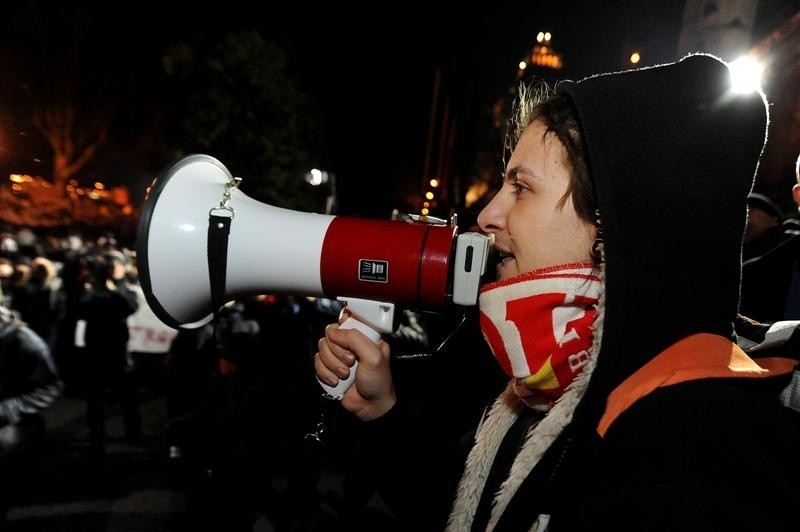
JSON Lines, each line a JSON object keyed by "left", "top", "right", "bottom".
{"left": 95, "top": 231, "right": 118, "bottom": 251}
{"left": 0, "top": 232, "right": 18, "bottom": 259}
{"left": 164, "top": 300, "right": 264, "bottom": 531}
{"left": 0, "top": 257, "right": 14, "bottom": 305}
{"left": 743, "top": 192, "right": 784, "bottom": 248}
{"left": 53, "top": 242, "right": 94, "bottom": 396}
{"left": 10, "top": 256, "right": 66, "bottom": 353}
{"left": 785, "top": 153, "right": 800, "bottom": 319}
{"left": 9, "top": 260, "right": 31, "bottom": 300}
{"left": 13, "top": 228, "right": 41, "bottom": 261}
{"left": 740, "top": 192, "right": 800, "bottom": 321}
{"left": 315, "top": 55, "right": 800, "bottom": 530}
{"left": 0, "top": 305, "right": 63, "bottom": 520}
{"left": 78, "top": 250, "right": 144, "bottom": 457}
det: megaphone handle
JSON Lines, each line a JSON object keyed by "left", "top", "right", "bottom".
{"left": 317, "top": 316, "right": 382, "bottom": 399}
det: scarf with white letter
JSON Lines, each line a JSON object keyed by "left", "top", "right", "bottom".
{"left": 479, "top": 263, "right": 601, "bottom": 402}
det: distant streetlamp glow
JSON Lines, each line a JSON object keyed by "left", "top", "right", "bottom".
{"left": 728, "top": 56, "right": 764, "bottom": 94}
{"left": 304, "top": 168, "right": 336, "bottom": 214}
{"left": 425, "top": 191, "right": 434, "bottom": 200}
{"left": 536, "top": 32, "right": 545, "bottom": 43}
{"left": 519, "top": 61, "right": 527, "bottom": 70}
{"left": 429, "top": 178, "right": 439, "bottom": 188}
{"left": 630, "top": 52, "right": 641, "bottom": 65}
{"left": 306, "top": 168, "right": 325, "bottom": 186}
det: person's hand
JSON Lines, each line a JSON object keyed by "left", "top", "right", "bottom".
{"left": 314, "top": 313, "right": 395, "bottom": 421}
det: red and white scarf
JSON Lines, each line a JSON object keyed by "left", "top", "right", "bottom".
{"left": 479, "top": 263, "right": 601, "bottom": 402}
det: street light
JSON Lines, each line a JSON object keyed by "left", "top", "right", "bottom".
{"left": 305, "top": 168, "right": 337, "bottom": 214}
{"left": 305, "top": 168, "right": 326, "bottom": 186}
{"left": 728, "top": 56, "right": 764, "bottom": 94}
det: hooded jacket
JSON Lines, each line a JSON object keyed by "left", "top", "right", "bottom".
{"left": 446, "top": 54, "right": 800, "bottom": 531}
{"left": 0, "top": 307, "right": 62, "bottom": 455}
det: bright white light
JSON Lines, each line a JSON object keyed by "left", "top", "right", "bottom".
{"left": 728, "top": 56, "right": 764, "bottom": 94}
{"left": 536, "top": 32, "right": 544, "bottom": 43}
{"left": 178, "top": 223, "right": 195, "bottom": 232}
{"left": 306, "top": 168, "right": 324, "bottom": 186}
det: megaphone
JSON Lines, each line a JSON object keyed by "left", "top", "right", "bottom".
{"left": 136, "top": 154, "right": 491, "bottom": 397}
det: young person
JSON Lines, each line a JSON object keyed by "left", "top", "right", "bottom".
{"left": 315, "top": 54, "right": 800, "bottom": 530}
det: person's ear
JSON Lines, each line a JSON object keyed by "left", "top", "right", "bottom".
{"left": 793, "top": 184, "right": 800, "bottom": 211}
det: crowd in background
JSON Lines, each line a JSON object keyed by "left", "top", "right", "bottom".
{"left": 0, "top": 223, "right": 497, "bottom": 529}
{"left": 0, "top": 225, "right": 328, "bottom": 526}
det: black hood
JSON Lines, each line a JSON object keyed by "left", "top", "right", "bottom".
{"left": 559, "top": 54, "right": 768, "bottom": 397}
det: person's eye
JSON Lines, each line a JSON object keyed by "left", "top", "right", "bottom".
{"left": 511, "top": 181, "right": 531, "bottom": 195}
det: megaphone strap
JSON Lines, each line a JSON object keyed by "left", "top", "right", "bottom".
{"left": 208, "top": 211, "right": 233, "bottom": 320}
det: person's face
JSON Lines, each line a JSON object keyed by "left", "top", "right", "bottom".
{"left": 478, "top": 120, "right": 596, "bottom": 281}
{"left": 0, "top": 260, "right": 13, "bottom": 285}
{"left": 111, "top": 260, "right": 126, "bottom": 281}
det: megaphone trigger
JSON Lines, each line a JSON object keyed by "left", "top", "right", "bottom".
{"left": 318, "top": 298, "right": 396, "bottom": 399}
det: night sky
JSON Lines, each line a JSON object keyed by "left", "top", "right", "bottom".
{"left": 0, "top": 1, "right": 686, "bottom": 219}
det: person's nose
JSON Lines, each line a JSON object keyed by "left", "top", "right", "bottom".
{"left": 477, "top": 192, "right": 507, "bottom": 234}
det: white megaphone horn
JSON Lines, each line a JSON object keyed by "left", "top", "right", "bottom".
{"left": 136, "top": 154, "right": 491, "bottom": 398}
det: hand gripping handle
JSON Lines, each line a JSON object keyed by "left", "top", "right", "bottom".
{"left": 317, "top": 298, "right": 395, "bottom": 400}
{"left": 317, "top": 316, "right": 382, "bottom": 399}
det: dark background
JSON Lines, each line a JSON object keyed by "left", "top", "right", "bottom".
{"left": 0, "top": 1, "right": 701, "bottom": 220}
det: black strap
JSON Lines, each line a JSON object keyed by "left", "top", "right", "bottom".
{"left": 207, "top": 212, "right": 232, "bottom": 320}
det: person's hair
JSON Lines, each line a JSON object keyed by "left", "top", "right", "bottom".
{"left": 505, "top": 83, "right": 596, "bottom": 225}
{"left": 12, "top": 263, "right": 31, "bottom": 287}
{"left": 30, "top": 257, "right": 57, "bottom": 287}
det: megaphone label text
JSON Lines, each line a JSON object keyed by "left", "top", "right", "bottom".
{"left": 359, "top": 259, "right": 389, "bottom": 283}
